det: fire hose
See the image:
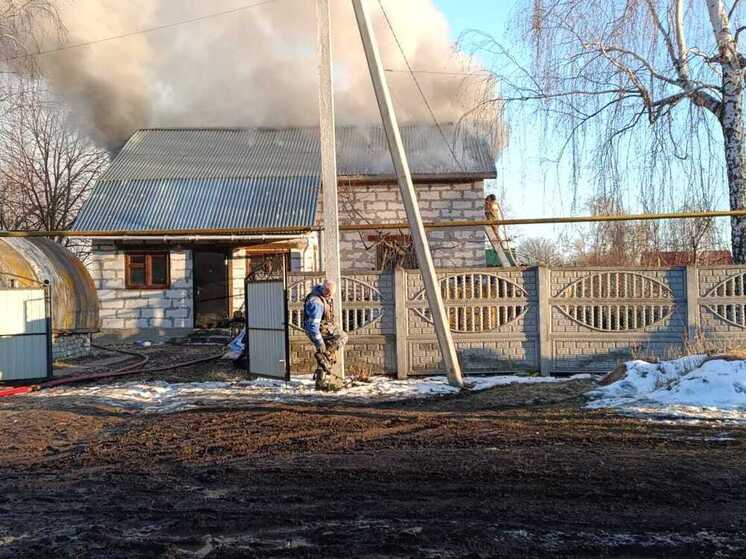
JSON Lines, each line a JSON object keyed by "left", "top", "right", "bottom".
{"left": 0, "top": 344, "right": 224, "bottom": 398}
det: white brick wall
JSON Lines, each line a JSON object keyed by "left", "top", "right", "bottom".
{"left": 231, "top": 248, "right": 247, "bottom": 314}
{"left": 333, "top": 181, "right": 486, "bottom": 271}
{"left": 88, "top": 182, "right": 485, "bottom": 332}
{"left": 88, "top": 243, "right": 194, "bottom": 331}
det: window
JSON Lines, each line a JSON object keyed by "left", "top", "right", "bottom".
{"left": 125, "top": 252, "right": 170, "bottom": 289}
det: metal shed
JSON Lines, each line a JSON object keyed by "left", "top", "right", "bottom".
{"left": 0, "top": 239, "right": 99, "bottom": 380}
{"left": 0, "top": 238, "right": 99, "bottom": 332}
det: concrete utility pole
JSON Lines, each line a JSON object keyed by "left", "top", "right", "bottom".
{"left": 351, "top": 0, "right": 463, "bottom": 387}
{"left": 317, "top": 0, "right": 345, "bottom": 377}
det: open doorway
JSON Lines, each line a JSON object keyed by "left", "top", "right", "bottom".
{"left": 193, "top": 249, "right": 230, "bottom": 328}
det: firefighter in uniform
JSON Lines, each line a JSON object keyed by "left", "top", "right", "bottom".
{"left": 303, "top": 279, "right": 348, "bottom": 390}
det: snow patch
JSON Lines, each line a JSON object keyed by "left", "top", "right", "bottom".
{"left": 587, "top": 355, "right": 746, "bottom": 421}
{"left": 33, "top": 374, "right": 589, "bottom": 413}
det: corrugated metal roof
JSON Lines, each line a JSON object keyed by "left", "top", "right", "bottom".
{"left": 100, "top": 124, "right": 497, "bottom": 182}
{"left": 337, "top": 124, "right": 496, "bottom": 178}
{"left": 74, "top": 124, "right": 496, "bottom": 233}
{"left": 73, "top": 176, "right": 319, "bottom": 231}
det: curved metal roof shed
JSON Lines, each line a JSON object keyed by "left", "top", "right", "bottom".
{"left": 0, "top": 238, "right": 99, "bottom": 333}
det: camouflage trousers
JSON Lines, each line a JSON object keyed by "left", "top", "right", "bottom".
{"left": 313, "top": 332, "right": 349, "bottom": 391}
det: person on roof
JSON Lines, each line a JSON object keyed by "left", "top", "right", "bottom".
{"left": 303, "top": 279, "right": 347, "bottom": 390}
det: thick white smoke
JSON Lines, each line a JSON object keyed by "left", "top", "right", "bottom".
{"left": 39, "top": 0, "right": 496, "bottom": 149}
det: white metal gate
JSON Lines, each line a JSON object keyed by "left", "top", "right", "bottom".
{"left": 0, "top": 287, "right": 52, "bottom": 381}
{"left": 244, "top": 280, "right": 290, "bottom": 380}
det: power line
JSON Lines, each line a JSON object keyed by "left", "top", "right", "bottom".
{"left": 4, "top": 0, "right": 281, "bottom": 63}
{"left": 385, "top": 68, "right": 491, "bottom": 77}
{"left": 376, "top": 0, "right": 464, "bottom": 172}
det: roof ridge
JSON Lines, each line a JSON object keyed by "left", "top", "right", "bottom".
{"left": 101, "top": 124, "right": 496, "bottom": 183}
{"left": 134, "top": 123, "right": 456, "bottom": 133}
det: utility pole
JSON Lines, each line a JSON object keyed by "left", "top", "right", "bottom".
{"left": 317, "top": 0, "right": 344, "bottom": 378}
{"left": 351, "top": 0, "right": 463, "bottom": 387}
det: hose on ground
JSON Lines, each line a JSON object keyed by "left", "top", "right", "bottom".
{"left": 0, "top": 344, "right": 224, "bottom": 398}
{"left": 38, "top": 344, "right": 151, "bottom": 389}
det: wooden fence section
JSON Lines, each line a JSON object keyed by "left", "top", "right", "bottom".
{"left": 287, "top": 265, "right": 746, "bottom": 377}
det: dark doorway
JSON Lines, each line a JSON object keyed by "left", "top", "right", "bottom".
{"left": 194, "top": 250, "right": 230, "bottom": 328}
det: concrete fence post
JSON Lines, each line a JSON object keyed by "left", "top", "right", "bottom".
{"left": 536, "top": 266, "right": 552, "bottom": 376}
{"left": 394, "top": 266, "right": 410, "bottom": 379}
{"left": 686, "top": 265, "right": 700, "bottom": 344}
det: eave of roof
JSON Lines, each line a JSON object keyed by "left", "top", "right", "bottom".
{"left": 72, "top": 176, "right": 319, "bottom": 233}
{"left": 339, "top": 172, "right": 497, "bottom": 185}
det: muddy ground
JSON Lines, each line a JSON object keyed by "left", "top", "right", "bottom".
{"left": 1, "top": 367, "right": 745, "bottom": 558}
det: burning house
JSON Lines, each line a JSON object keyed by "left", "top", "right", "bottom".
{"left": 74, "top": 124, "right": 497, "bottom": 337}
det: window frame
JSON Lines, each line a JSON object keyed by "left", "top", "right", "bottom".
{"left": 125, "top": 251, "right": 170, "bottom": 290}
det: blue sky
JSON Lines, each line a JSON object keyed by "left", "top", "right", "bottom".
{"left": 431, "top": 0, "right": 730, "bottom": 247}
{"left": 434, "top": 0, "right": 515, "bottom": 34}
{"left": 434, "top": 0, "right": 566, "bottom": 241}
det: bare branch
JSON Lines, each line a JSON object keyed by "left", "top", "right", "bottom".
{"left": 0, "top": 80, "right": 107, "bottom": 244}
{"left": 729, "top": 0, "right": 743, "bottom": 20}
{"left": 673, "top": 0, "right": 690, "bottom": 80}
{"left": 462, "top": 0, "right": 744, "bottom": 257}
{"left": 642, "top": 0, "right": 679, "bottom": 69}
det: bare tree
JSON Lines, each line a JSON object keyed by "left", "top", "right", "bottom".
{"left": 0, "top": 84, "right": 107, "bottom": 244}
{"left": 0, "top": 164, "right": 34, "bottom": 229}
{"left": 0, "top": 1, "right": 63, "bottom": 86}
{"left": 559, "top": 194, "right": 725, "bottom": 264}
{"left": 516, "top": 236, "right": 564, "bottom": 265}
{"left": 660, "top": 199, "right": 727, "bottom": 262}
{"left": 0, "top": 2, "right": 67, "bottom": 230}
{"left": 562, "top": 196, "right": 657, "bottom": 265}
{"left": 468, "top": 0, "right": 746, "bottom": 261}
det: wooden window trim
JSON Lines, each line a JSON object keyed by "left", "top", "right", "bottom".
{"left": 125, "top": 252, "right": 170, "bottom": 290}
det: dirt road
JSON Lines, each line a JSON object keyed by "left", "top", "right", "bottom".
{"left": 1, "top": 378, "right": 744, "bottom": 557}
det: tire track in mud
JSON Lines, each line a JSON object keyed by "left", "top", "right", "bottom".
{"left": 1, "top": 381, "right": 745, "bottom": 557}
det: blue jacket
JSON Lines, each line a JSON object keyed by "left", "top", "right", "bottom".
{"left": 303, "top": 286, "right": 327, "bottom": 348}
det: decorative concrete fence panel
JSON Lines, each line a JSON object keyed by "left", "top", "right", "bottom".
{"left": 547, "top": 268, "right": 687, "bottom": 373}
{"left": 287, "top": 272, "right": 395, "bottom": 375}
{"left": 287, "top": 265, "right": 746, "bottom": 377}
{"left": 697, "top": 266, "right": 746, "bottom": 342}
{"left": 401, "top": 268, "right": 539, "bottom": 375}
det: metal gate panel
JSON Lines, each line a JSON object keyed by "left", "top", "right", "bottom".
{"left": 245, "top": 280, "right": 289, "bottom": 380}
{"left": 0, "top": 288, "right": 52, "bottom": 381}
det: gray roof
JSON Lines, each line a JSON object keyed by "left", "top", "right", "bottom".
{"left": 100, "top": 124, "right": 497, "bottom": 182}
{"left": 73, "top": 176, "right": 318, "bottom": 232}
{"left": 74, "top": 124, "right": 496, "bottom": 233}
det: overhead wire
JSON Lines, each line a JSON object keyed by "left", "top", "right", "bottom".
{"left": 385, "top": 68, "right": 491, "bottom": 77}
{"left": 3, "top": 0, "right": 282, "bottom": 63}
{"left": 376, "top": 0, "right": 464, "bottom": 172}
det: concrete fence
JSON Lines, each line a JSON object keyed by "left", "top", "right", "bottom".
{"left": 287, "top": 265, "right": 746, "bottom": 377}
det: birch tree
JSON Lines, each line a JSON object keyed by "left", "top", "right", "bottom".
{"left": 706, "top": 0, "right": 746, "bottom": 259}
{"left": 0, "top": 1, "right": 63, "bottom": 82}
{"left": 470, "top": 0, "right": 746, "bottom": 261}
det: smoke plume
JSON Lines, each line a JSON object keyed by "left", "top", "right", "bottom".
{"left": 36, "top": 0, "right": 497, "bottom": 149}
